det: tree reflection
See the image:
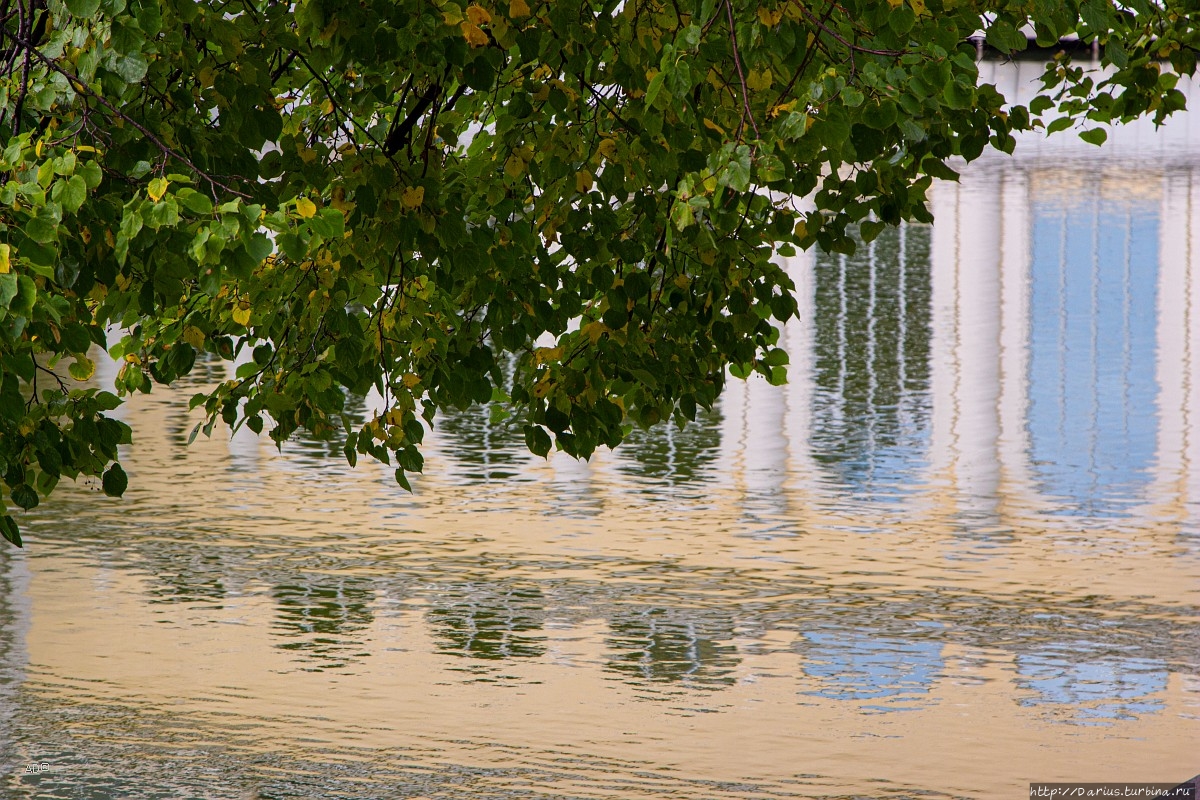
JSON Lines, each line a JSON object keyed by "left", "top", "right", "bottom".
{"left": 615, "top": 410, "right": 722, "bottom": 486}
{"left": 810, "top": 224, "right": 934, "bottom": 496}
{"left": 606, "top": 608, "right": 739, "bottom": 687}
{"left": 271, "top": 578, "right": 375, "bottom": 668}
{"left": 427, "top": 584, "right": 546, "bottom": 660}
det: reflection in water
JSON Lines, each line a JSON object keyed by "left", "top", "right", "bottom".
{"left": 811, "top": 225, "right": 934, "bottom": 499}
{"left": 272, "top": 579, "right": 375, "bottom": 668}
{"left": 616, "top": 409, "right": 723, "bottom": 487}
{"left": 2, "top": 62, "right": 1199, "bottom": 800}
{"left": 1016, "top": 651, "right": 1168, "bottom": 724}
{"left": 1028, "top": 195, "right": 1160, "bottom": 516}
{"left": 429, "top": 584, "right": 546, "bottom": 662}
{"left": 606, "top": 607, "right": 739, "bottom": 687}
{"left": 801, "top": 629, "right": 942, "bottom": 711}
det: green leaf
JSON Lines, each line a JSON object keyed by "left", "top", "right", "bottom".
{"left": 25, "top": 217, "right": 58, "bottom": 244}
{"left": 309, "top": 208, "right": 346, "bottom": 239}
{"left": 645, "top": 70, "right": 667, "bottom": 108}
{"left": 102, "top": 463, "right": 128, "bottom": 498}
{"left": 524, "top": 424, "right": 552, "bottom": 457}
{"left": 394, "top": 468, "right": 412, "bottom": 492}
{"left": 69, "top": 355, "right": 96, "bottom": 381}
{"left": 246, "top": 233, "right": 274, "bottom": 261}
{"left": 79, "top": 161, "right": 103, "bottom": 189}
{"left": 176, "top": 188, "right": 214, "bottom": 215}
{"left": 65, "top": 0, "right": 101, "bottom": 15}
{"left": 0, "top": 274, "right": 18, "bottom": 310}
{"left": 1047, "top": 116, "right": 1075, "bottom": 134}
{"left": 57, "top": 175, "right": 88, "bottom": 213}
{"left": 922, "top": 158, "right": 960, "bottom": 182}
{"left": 11, "top": 484, "right": 38, "bottom": 510}
{"left": 861, "top": 218, "right": 887, "bottom": 242}
{"left": 720, "top": 149, "right": 752, "bottom": 192}
{"left": 1079, "top": 127, "right": 1108, "bottom": 146}
{"left": 0, "top": 515, "right": 21, "bottom": 548}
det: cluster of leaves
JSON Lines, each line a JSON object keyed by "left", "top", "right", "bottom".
{"left": 0, "top": 0, "right": 1197, "bottom": 545}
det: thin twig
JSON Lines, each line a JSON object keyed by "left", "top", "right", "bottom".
{"left": 792, "top": 0, "right": 904, "bottom": 56}
{"left": 724, "top": 0, "right": 760, "bottom": 139}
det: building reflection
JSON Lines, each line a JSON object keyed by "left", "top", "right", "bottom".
{"left": 1015, "top": 652, "right": 1168, "bottom": 723}
{"left": 800, "top": 628, "right": 944, "bottom": 711}
{"left": 704, "top": 65, "right": 1200, "bottom": 540}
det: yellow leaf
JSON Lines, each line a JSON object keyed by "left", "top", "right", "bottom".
{"left": 509, "top": 0, "right": 530, "bottom": 16}
{"left": 81, "top": 227, "right": 92, "bottom": 244}
{"left": 575, "top": 169, "right": 593, "bottom": 193}
{"left": 69, "top": 355, "right": 95, "bottom": 382}
{"left": 75, "top": 145, "right": 100, "bottom": 154}
{"left": 232, "top": 306, "right": 251, "bottom": 326}
{"left": 533, "top": 346, "right": 564, "bottom": 365}
{"left": 504, "top": 154, "right": 527, "bottom": 180}
{"left": 581, "top": 320, "right": 608, "bottom": 344}
{"left": 296, "top": 197, "right": 317, "bottom": 218}
{"left": 330, "top": 187, "right": 355, "bottom": 214}
{"left": 466, "top": 4, "right": 491, "bottom": 25}
{"left": 0, "top": 243, "right": 9, "bottom": 274}
{"left": 746, "top": 68, "right": 773, "bottom": 91}
{"left": 35, "top": 139, "right": 43, "bottom": 158}
{"left": 321, "top": 98, "right": 335, "bottom": 115}
{"left": 402, "top": 373, "right": 421, "bottom": 389}
{"left": 703, "top": 118, "right": 726, "bottom": 135}
{"left": 910, "top": 0, "right": 926, "bottom": 13}
{"left": 770, "top": 99, "right": 796, "bottom": 118}
{"left": 596, "top": 137, "right": 617, "bottom": 161}
{"left": 183, "top": 326, "right": 206, "bottom": 349}
{"left": 461, "top": 21, "right": 489, "bottom": 47}
{"left": 756, "top": 7, "right": 782, "bottom": 25}
{"left": 147, "top": 176, "right": 169, "bottom": 202}
{"left": 402, "top": 185, "right": 425, "bottom": 208}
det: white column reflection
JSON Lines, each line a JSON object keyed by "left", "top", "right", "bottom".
{"left": 707, "top": 66, "right": 1200, "bottom": 538}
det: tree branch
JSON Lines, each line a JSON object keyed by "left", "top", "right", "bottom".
{"left": 383, "top": 82, "right": 441, "bottom": 156}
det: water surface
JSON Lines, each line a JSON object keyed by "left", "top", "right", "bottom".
{"left": 1, "top": 61, "right": 1199, "bottom": 799}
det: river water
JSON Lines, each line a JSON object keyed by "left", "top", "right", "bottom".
{"left": 2, "top": 62, "right": 1199, "bottom": 799}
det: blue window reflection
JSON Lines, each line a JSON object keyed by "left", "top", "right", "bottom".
{"left": 1016, "top": 652, "right": 1167, "bottom": 723}
{"left": 1028, "top": 201, "right": 1160, "bottom": 516}
{"left": 801, "top": 628, "right": 944, "bottom": 710}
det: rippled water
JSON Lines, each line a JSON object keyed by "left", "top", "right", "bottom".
{"left": 2, "top": 63, "right": 1200, "bottom": 799}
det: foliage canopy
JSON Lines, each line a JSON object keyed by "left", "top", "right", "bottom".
{"left": 0, "top": 0, "right": 1196, "bottom": 545}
